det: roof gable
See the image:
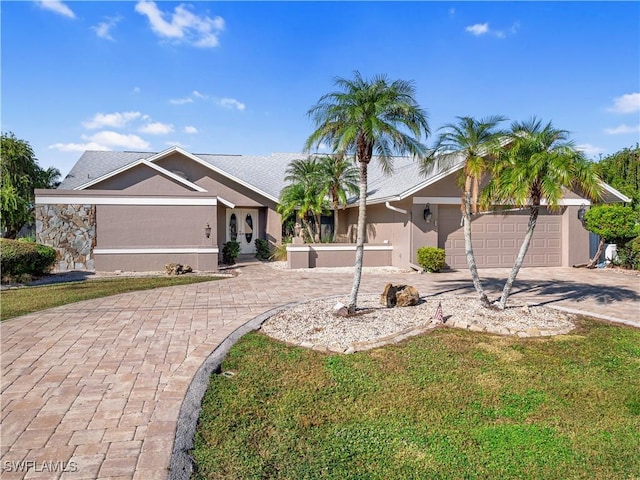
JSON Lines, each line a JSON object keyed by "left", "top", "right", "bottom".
{"left": 74, "top": 157, "right": 206, "bottom": 192}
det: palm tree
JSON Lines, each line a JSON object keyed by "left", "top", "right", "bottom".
{"left": 428, "top": 116, "right": 506, "bottom": 306}
{"left": 483, "top": 118, "right": 603, "bottom": 309}
{"left": 277, "top": 158, "right": 327, "bottom": 242}
{"left": 305, "top": 72, "right": 430, "bottom": 313}
{"left": 317, "top": 154, "right": 359, "bottom": 240}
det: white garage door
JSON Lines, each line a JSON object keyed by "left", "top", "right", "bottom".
{"left": 439, "top": 206, "right": 562, "bottom": 269}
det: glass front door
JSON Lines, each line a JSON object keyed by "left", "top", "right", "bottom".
{"left": 226, "top": 209, "right": 258, "bottom": 254}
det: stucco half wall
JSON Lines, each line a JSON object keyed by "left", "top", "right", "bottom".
{"left": 35, "top": 190, "right": 221, "bottom": 272}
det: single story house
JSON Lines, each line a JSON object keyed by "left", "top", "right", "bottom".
{"left": 35, "top": 146, "right": 630, "bottom": 271}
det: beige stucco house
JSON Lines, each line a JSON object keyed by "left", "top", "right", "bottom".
{"left": 35, "top": 146, "right": 630, "bottom": 272}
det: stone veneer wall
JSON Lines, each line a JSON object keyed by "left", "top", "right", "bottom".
{"left": 36, "top": 204, "right": 96, "bottom": 271}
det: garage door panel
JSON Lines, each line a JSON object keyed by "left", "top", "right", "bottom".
{"left": 439, "top": 206, "right": 562, "bottom": 269}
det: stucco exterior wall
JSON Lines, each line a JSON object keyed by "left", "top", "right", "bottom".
{"left": 88, "top": 164, "right": 192, "bottom": 194}
{"left": 95, "top": 205, "right": 214, "bottom": 247}
{"left": 564, "top": 205, "right": 591, "bottom": 266}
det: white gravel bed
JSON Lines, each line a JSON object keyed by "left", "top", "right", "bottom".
{"left": 261, "top": 294, "right": 576, "bottom": 351}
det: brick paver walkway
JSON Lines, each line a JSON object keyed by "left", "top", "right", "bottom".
{"left": 1, "top": 264, "right": 638, "bottom": 479}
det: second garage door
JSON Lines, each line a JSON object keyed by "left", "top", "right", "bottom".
{"left": 438, "top": 206, "right": 562, "bottom": 269}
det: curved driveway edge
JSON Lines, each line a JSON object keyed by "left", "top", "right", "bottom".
{"left": 1, "top": 265, "right": 638, "bottom": 479}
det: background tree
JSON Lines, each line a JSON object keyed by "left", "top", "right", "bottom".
{"left": 317, "top": 154, "right": 359, "bottom": 240}
{"left": 277, "top": 158, "right": 328, "bottom": 242}
{"left": 584, "top": 204, "right": 640, "bottom": 268}
{"left": 1, "top": 132, "right": 60, "bottom": 238}
{"left": 427, "top": 115, "right": 506, "bottom": 306}
{"left": 594, "top": 144, "right": 639, "bottom": 211}
{"left": 305, "top": 71, "right": 430, "bottom": 313}
{"left": 483, "top": 118, "right": 603, "bottom": 309}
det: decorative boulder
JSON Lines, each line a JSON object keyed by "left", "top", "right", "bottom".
{"left": 396, "top": 285, "right": 420, "bottom": 307}
{"left": 165, "top": 263, "right": 193, "bottom": 275}
{"left": 380, "top": 283, "right": 420, "bottom": 307}
{"left": 333, "top": 302, "right": 349, "bottom": 317}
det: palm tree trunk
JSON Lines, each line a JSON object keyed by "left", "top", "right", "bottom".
{"left": 586, "top": 238, "right": 605, "bottom": 268}
{"left": 333, "top": 201, "right": 340, "bottom": 242}
{"left": 348, "top": 161, "right": 368, "bottom": 313}
{"left": 497, "top": 206, "right": 539, "bottom": 309}
{"left": 463, "top": 178, "right": 490, "bottom": 306}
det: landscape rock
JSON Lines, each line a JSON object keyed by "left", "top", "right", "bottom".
{"left": 165, "top": 263, "right": 193, "bottom": 275}
{"left": 333, "top": 302, "right": 349, "bottom": 317}
{"left": 380, "top": 283, "right": 420, "bottom": 307}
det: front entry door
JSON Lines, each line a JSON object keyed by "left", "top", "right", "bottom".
{"left": 226, "top": 209, "right": 258, "bottom": 254}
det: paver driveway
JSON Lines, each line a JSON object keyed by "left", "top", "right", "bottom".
{"left": 1, "top": 264, "right": 638, "bottom": 479}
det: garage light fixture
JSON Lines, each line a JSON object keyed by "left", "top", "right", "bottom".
{"left": 423, "top": 204, "right": 432, "bottom": 223}
{"left": 205, "top": 223, "right": 212, "bottom": 238}
{"left": 577, "top": 204, "right": 587, "bottom": 226}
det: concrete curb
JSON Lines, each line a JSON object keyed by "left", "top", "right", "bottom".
{"left": 168, "top": 301, "right": 306, "bottom": 480}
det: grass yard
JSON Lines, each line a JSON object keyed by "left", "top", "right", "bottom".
{"left": 193, "top": 319, "right": 640, "bottom": 479}
{"left": 0, "top": 276, "right": 222, "bottom": 321}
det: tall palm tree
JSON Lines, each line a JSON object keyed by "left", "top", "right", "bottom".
{"left": 428, "top": 116, "right": 506, "bottom": 306}
{"left": 483, "top": 118, "right": 603, "bottom": 309}
{"left": 317, "top": 154, "right": 359, "bottom": 240}
{"left": 278, "top": 158, "right": 327, "bottom": 242}
{"left": 305, "top": 72, "right": 430, "bottom": 313}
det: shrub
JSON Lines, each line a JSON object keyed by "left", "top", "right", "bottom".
{"left": 0, "top": 238, "right": 57, "bottom": 278}
{"left": 270, "top": 240, "right": 290, "bottom": 261}
{"left": 416, "top": 246, "right": 446, "bottom": 273}
{"left": 254, "top": 238, "right": 271, "bottom": 261}
{"left": 221, "top": 239, "right": 240, "bottom": 265}
{"left": 614, "top": 236, "right": 640, "bottom": 270}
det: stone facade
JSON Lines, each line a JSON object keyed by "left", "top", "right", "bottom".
{"left": 36, "top": 204, "right": 96, "bottom": 271}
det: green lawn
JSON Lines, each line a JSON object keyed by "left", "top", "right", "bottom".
{"left": 0, "top": 276, "right": 223, "bottom": 320}
{"left": 193, "top": 319, "right": 640, "bottom": 479}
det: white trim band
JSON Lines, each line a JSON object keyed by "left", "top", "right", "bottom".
{"left": 413, "top": 197, "right": 592, "bottom": 206}
{"left": 36, "top": 196, "right": 219, "bottom": 206}
{"left": 94, "top": 247, "right": 219, "bottom": 254}
{"left": 287, "top": 245, "right": 393, "bottom": 252}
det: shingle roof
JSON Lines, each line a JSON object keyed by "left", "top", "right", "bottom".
{"left": 58, "top": 148, "right": 463, "bottom": 204}
{"left": 59, "top": 147, "right": 628, "bottom": 205}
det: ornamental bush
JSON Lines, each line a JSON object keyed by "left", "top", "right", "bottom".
{"left": 0, "top": 238, "right": 57, "bottom": 278}
{"left": 254, "top": 238, "right": 271, "bottom": 261}
{"left": 584, "top": 205, "right": 639, "bottom": 243}
{"left": 416, "top": 246, "right": 446, "bottom": 273}
{"left": 221, "top": 239, "right": 240, "bottom": 265}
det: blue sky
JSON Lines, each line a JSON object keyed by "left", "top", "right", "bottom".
{"left": 2, "top": 1, "right": 639, "bottom": 178}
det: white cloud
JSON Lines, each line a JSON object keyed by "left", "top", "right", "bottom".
{"left": 132, "top": 87, "right": 141, "bottom": 94}
{"left": 604, "top": 124, "right": 640, "bottom": 135}
{"left": 449, "top": 8, "right": 455, "bottom": 16}
{"left": 466, "top": 23, "right": 489, "bottom": 35}
{"left": 218, "top": 97, "right": 245, "bottom": 111}
{"left": 193, "top": 90, "right": 208, "bottom": 99}
{"left": 139, "top": 122, "right": 174, "bottom": 135}
{"left": 48, "top": 142, "right": 110, "bottom": 152}
{"left": 83, "top": 111, "right": 142, "bottom": 129}
{"left": 184, "top": 126, "right": 198, "bottom": 134}
{"left": 607, "top": 93, "right": 640, "bottom": 114}
{"left": 83, "top": 131, "right": 150, "bottom": 149}
{"left": 576, "top": 144, "right": 606, "bottom": 156}
{"left": 92, "top": 16, "right": 121, "bottom": 41}
{"left": 169, "top": 96, "right": 193, "bottom": 105}
{"left": 465, "top": 21, "right": 518, "bottom": 38}
{"left": 36, "top": 1, "right": 75, "bottom": 19}
{"left": 134, "top": 1, "right": 225, "bottom": 48}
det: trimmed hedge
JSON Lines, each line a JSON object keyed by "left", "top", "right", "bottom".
{"left": 416, "top": 246, "right": 446, "bottom": 273}
{"left": 0, "top": 239, "right": 57, "bottom": 278}
{"left": 254, "top": 238, "right": 271, "bottom": 261}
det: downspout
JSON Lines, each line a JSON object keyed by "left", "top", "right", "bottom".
{"left": 384, "top": 201, "right": 407, "bottom": 215}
